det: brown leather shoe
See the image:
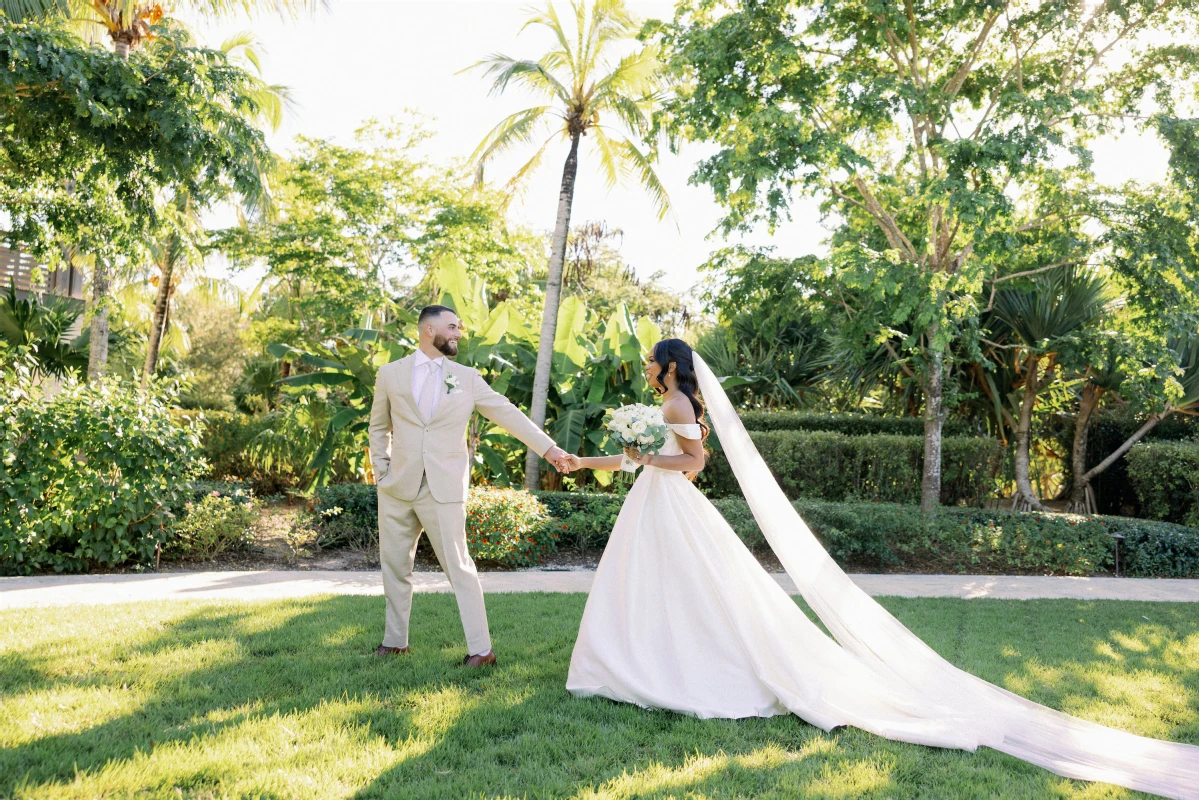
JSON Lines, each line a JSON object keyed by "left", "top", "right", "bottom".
{"left": 461, "top": 651, "right": 497, "bottom": 668}
{"left": 375, "top": 644, "right": 409, "bottom": 656}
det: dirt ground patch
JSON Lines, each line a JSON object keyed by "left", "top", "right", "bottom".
{"left": 93, "top": 501, "right": 789, "bottom": 576}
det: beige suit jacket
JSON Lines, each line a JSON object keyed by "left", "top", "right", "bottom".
{"left": 369, "top": 354, "right": 556, "bottom": 503}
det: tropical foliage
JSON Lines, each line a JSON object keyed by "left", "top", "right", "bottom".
{"left": 654, "top": 0, "right": 1199, "bottom": 510}
{"left": 249, "top": 255, "right": 663, "bottom": 492}
{"left": 5, "top": 0, "right": 1199, "bottom": 579}
{"left": 0, "top": 18, "right": 277, "bottom": 379}
{"left": 0, "top": 283, "right": 88, "bottom": 378}
{"left": 468, "top": 0, "right": 671, "bottom": 489}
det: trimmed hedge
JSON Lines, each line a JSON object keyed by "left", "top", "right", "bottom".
{"left": 312, "top": 485, "right": 1199, "bottom": 577}
{"left": 1126, "top": 441, "right": 1199, "bottom": 526}
{"left": 710, "top": 498, "right": 1199, "bottom": 577}
{"left": 698, "top": 430, "right": 1003, "bottom": 506}
{"left": 738, "top": 411, "right": 972, "bottom": 437}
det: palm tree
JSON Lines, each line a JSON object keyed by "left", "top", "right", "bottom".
{"left": 466, "top": 0, "right": 672, "bottom": 490}
{"left": 2, "top": 0, "right": 307, "bottom": 381}
{"left": 141, "top": 198, "right": 195, "bottom": 387}
{"left": 141, "top": 33, "right": 283, "bottom": 388}
{"left": 990, "top": 267, "right": 1110, "bottom": 511}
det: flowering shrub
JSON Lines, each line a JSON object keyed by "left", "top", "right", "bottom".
{"left": 167, "top": 490, "right": 259, "bottom": 561}
{"left": 466, "top": 488, "right": 555, "bottom": 567}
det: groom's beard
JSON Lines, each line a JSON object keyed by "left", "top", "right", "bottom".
{"left": 433, "top": 335, "right": 459, "bottom": 358}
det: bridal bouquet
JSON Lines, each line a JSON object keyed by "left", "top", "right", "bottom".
{"left": 606, "top": 403, "right": 668, "bottom": 472}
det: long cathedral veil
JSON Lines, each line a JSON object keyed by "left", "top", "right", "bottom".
{"left": 690, "top": 351, "right": 1199, "bottom": 799}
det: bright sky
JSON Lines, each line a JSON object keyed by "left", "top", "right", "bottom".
{"left": 184, "top": 0, "right": 1171, "bottom": 296}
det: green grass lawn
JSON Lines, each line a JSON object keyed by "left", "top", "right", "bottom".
{"left": 1, "top": 594, "right": 1197, "bottom": 799}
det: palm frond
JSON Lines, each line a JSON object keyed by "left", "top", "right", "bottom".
{"left": 588, "top": 46, "right": 662, "bottom": 110}
{"left": 467, "top": 54, "right": 568, "bottom": 102}
{"left": 520, "top": 1, "right": 576, "bottom": 77}
{"left": 0, "top": 0, "right": 69, "bottom": 22}
{"left": 572, "top": 0, "right": 588, "bottom": 78}
{"left": 613, "top": 135, "right": 672, "bottom": 222}
{"left": 468, "top": 106, "right": 553, "bottom": 185}
{"left": 219, "top": 31, "right": 264, "bottom": 74}
{"left": 992, "top": 266, "right": 1109, "bottom": 347}
{"left": 1170, "top": 333, "right": 1199, "bottom": 409}
{"left": 503, "top": 130, "right": 565, "bottom": 197}
{"left": 240, "top": 82, "right": 289, "bottom": 131}
{"left": 588, "top": 126, "right": 627, "bottom": 191}
{"left": 604, "top": 93, "right": 655, "bottom": 140}
{"left": 584, "top": 0, "right": 637, "bottom": 69}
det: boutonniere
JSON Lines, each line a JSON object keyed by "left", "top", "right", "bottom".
{"left": 444, "top": 374, "right": 461, "bottom": 395}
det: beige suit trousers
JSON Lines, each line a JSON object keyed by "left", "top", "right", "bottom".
{"left": 378, "top": 474, "right": 491, "bottom": 655}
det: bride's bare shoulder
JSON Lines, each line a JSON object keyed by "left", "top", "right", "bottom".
{"left": 662, "top": 395, "right": 697, "bottom": 425}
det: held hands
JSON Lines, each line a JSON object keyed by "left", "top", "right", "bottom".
{"left": 544, "top": 446, "right": 575, "bottom": 474}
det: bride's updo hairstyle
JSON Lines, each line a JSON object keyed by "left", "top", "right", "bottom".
{"left": 650, "top": 338, "right": 711, "bottom": 456}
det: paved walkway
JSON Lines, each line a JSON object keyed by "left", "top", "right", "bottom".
{"left": 1, "top": 570, "right": 1197, "bottom": 609}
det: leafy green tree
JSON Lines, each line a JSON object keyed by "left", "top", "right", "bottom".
{"left": 655, "top": 0, "right": 1199, "bottom": 511}
{"left": 172, "top": 279, "right": 262, "bottom": 410}
{"left": 0, "top": 0, "right": 300, "bottom": 378}
{"left": 467, "top": 0, "right": 672, "bottom": 490}
{"left": 214, "top": 120, "right": 540, "bottom": 351}
{"left": 1061, "top": 169, "right": 1199, "bottom": 511}
{"left": 0, "top": 20, "right": 274, "bottom": 379}
{"left": 1065, "top": 331, "right": 1199, "bottom": 513}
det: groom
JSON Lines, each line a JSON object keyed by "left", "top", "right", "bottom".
{"left": 368, "top": 305, "right": 571, "bottom": 667}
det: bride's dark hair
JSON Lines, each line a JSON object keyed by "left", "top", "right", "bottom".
{"left": 650, "top": 339, "right": 711, "bottom": 479}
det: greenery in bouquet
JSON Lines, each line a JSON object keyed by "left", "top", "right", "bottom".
{"left": 606, "top": 404, "right": 669, "bottom": 471}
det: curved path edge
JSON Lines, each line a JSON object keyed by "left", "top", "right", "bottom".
{"left": 1, "top": 570, "right": 1197, "bottom": 609}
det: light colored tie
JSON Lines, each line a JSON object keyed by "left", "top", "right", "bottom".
{"left": 418, "top": 361, "right": 438, "bottom": 422}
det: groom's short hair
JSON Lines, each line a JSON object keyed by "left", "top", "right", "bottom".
{"left": 418, "top": 305, "right": 454, "bottom": 324}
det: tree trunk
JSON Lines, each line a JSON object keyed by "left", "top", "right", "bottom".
{"left": 523, "top": 130, "right": 581, "bottom": 491}
{"left": 141, "top": 257, "right": 174, "bottom": 389}
{"left": 1011, "top": 355, "right": 1048, "bottom": 512}
{"left": 1065, "top": 383, "right": 1103, "bottom": 514}
{"left": 88, "top": 36, "right": 132, "bottom": 380}
{"left": 87, "top": 258, "right": 110, "bottom": 381}
{"left": 920, "top": 339, "right": 945, "bottom": 512}
{"left": 1075, "top": 411, "right": 1167, "bottom": 501}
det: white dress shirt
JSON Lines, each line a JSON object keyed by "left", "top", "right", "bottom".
{"left": 412, "top": 349, "right": 446, "bottom": 419}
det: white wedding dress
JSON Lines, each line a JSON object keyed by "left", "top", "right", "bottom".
{"left": 567, "top": 354, "right": 1199, "bottom": 799}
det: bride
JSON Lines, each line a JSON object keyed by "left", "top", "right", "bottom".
{"left": 560, "top": 338, "right": 1199, "bottom": 800}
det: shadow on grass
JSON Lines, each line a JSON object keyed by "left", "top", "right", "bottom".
{"left": 1, "top": 595, "right": 1196, "bottom": 798}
